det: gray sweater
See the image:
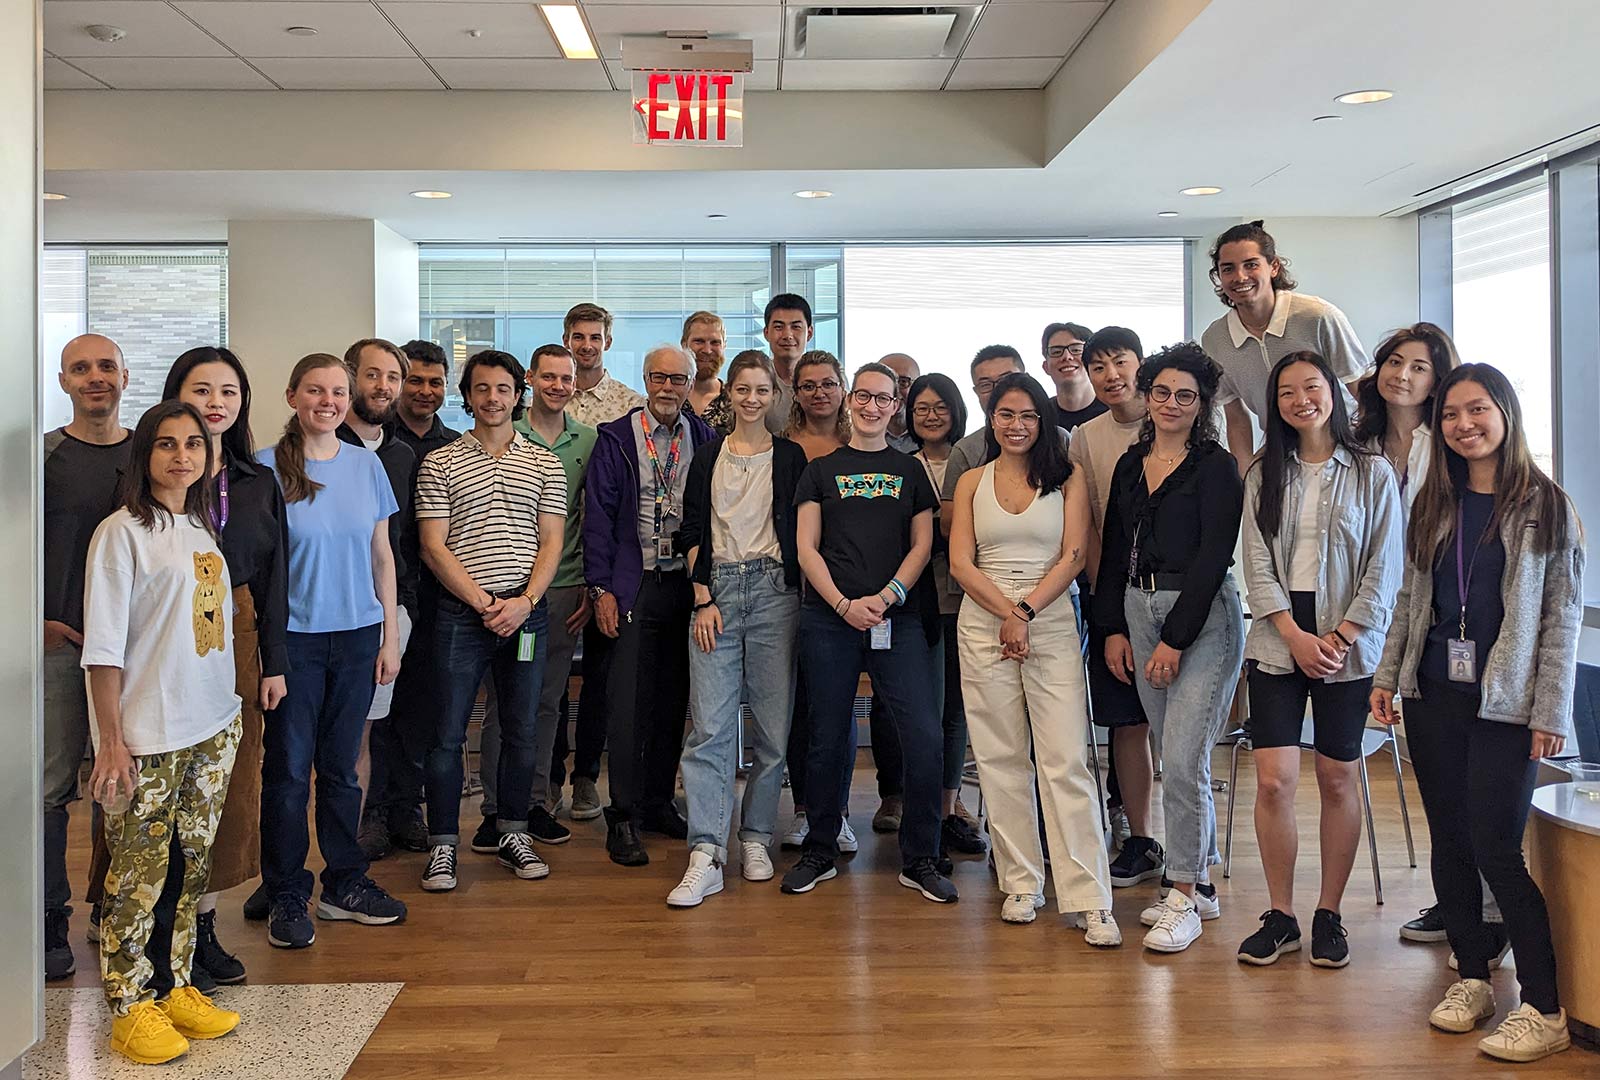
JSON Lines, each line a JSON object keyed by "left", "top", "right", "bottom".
{"left": 1374, "top": 500, "right": 1585, "bottom": 735}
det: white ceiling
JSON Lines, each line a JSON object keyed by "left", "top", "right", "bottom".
{"left": 43, "top": 0, "right": 1107, "bottom": 91}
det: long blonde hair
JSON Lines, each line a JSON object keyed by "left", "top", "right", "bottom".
{"left": 783, "top": 350, "right": 851, "bottom": 442}
{"left": 275, "top": 353, "right": 350, "bottom": 504}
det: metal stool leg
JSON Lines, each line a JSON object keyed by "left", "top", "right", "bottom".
{"left": 1359, "top": 754, "right": 1382, "bottom": 905}
{"left": 1388, "top": 732, "right": 1416, "bottom": 867}
{"left": 1224, "top": 738, "right": 1242, "bottom": 879}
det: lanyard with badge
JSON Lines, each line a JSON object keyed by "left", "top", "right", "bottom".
{"left": 640, "top": 411, "right": 683, "bottom": 561}
{"left": 1447, "top": 503, "right": 1489, "bottom": 682}
{"left": 210, "top": 468, "right": 230, "bottom": 531}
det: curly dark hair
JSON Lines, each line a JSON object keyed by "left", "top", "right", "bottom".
{"left": 1208, "top": 220, "right": 1297, "bottom": 308}
{"left": 1134, "top": 342, "right": 1224, "bottom": 456}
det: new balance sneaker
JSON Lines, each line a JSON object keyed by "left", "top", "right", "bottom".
{"left": 570, "top": 777, "right": 603, "bottom": 821}
{"left": 667, "top": 851, "right": 724, "bottom": 908}
{"left": 1109, "top": 836, "right": 1165, "bottom": 887}
{"left": 497, "top": 832, "right": 551, "bottom": 879}
{"left": 109, "top": 1000, "right": 189, "bottom": 1065}
{"left": 194, "top": 909, "right": 246, "bottom": 985}
{"left": 267, "top": 893, "right": 315, "bottom": 949}
{"left": 1310, "top": 908, "right": 1349, "bottom": 968}
{"left": 1238, "top": 909, "right": 1302, "bottom": 965}
{"left": 389, "top": 808, "right": 429, "bottom": 852}
{"left": 44, "top": 909, "right": 74, "bottom": 981}
{"left": 1478, "top": 1003, "right": 1571, "bottom": 1062}
{"left": 897, "top": 857, "right": 958, "bottom": 903}
{"left": 941, "top": 813, "right": 986, "bottom": 855}
{"left": 1001, "top": 894, "right": 1045, "bottom": 924}
{"left": 741, "top": 840, "right": 775, "bottom": 882}
{"left": 159, "top": 986, "right": 240, "bottom": 1040}
{"left": 780, "top": 811, "right": 809, "bottom": 848}
{"left": 606, "top": 821, "right": 650, "bottom": 867}
{"left": 317, "top": 876, "right": 407, "bottom": 925}
{"left": 1142, "top": 890, "right": 1202, "bottom": 953}
{"left": 357, "top": 810, "right": 393, "bottom": 862}
{"left": 1078, "top": 909, "right": 1123, "bottom": 948}
{"left": 1400, "top": 904, "right": 1448, "bottom": 943}
{"left": 1449, "top": 921, "right": 1512, "bottom": 971}
{"left": 838, "top": 818, "right": 859, "bottom": 854}
{"left": 471, "top": 815, "right": 500, "bottom": 854}
{"left": 527, "top": 806, "right": 572, "bottom": 845}
{"left": 872, "top": 796, "right": 903, "bottom": 833}
{"left": 1429, "top": 978, "right": 1496, "bottom": 1033}
{"left": 1140, "top": 879, "right": 1220, "bottom": 926}
{"left": 242, "top": 883, "right": 270, "bottom": 922}
{"left": 780, "top": 851, "right": 837, "bottom": 894}
{"left": 421, "top": 844, "right": 458, "bottom": 892}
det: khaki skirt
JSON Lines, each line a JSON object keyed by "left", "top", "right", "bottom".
{"left": 207, "top": 584, "right": 264, "bottom": 891}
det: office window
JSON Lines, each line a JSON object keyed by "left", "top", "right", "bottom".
{"left": 785, "top": 245, "right": 843, "bottom": 355}
{"left": 41, "top": 246, "right": 228, "bottom": 430}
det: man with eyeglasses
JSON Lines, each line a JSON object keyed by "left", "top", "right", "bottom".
{"left": 878, "top": 353, "right": 921, "bottom": 453}
{"left": 1041, "top": 322, "right": 1107, "bottom": 433}
{"left": 584, "top": 345, "right": 715, "bottom": 866}
{"left": 762, "top": 294, "right": 813, "bottom": 435}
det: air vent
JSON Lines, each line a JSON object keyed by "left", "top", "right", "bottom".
{"left": 788, "top": 6, "right": 981, "bottom": 60}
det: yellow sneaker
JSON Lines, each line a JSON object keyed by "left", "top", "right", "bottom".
{"left": 160, "top": 985, "right": 241, "bottom": 1040}
{"left": 109, "top": 1000, "right": 190, "bottom": 1064}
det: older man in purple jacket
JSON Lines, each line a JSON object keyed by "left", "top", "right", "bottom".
{"left": 584, "top": 344, "right": 715, "bottom": 866}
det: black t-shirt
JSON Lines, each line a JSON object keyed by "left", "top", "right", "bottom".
{"left": 44, "top": 428, "right": 133, "bottom": 632}
{"left": 794, "top": 445, "right": 939, "bottom": 606}
{"left": 1058, "top": 398, "right": 1109, "bottom": 434}
{"left": 1422, "top": 490, "right": 1506, "bottom": 689}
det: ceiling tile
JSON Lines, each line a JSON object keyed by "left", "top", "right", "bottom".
{"left": 45, "top": 1, "right": 231, "bottom": 58}
{"left": 945, "top": 55, "right": 1059, "bottom": 90}
{"left": 963, "top": 1, "right": 1101, "bottom": 59}
{"left": 44, "top": 57, "right": 107, "bottom": 88}
{"left": 432, "top": 57, "right": 610, "bottom": 88}
{"left": 780, "top": 58, "right": 951, "bottom": 91}
{"left": 377, "top": 2, "right": 560, "bottom": 58}
{"left": 250, "top": 55, "right": 445, "bottom": 86}
{"left": 174, "top": 1, "right": 415, "bottom": 57}
{"left": 585, "top": 6, "right": 781, "bottom": 60}
{"left": 603, "top": 55, "right": 773, "bottom": 89}
{"left": 583, "top": 0, "right": 773, "bottom": 7}
{"left": 70, "top": 55, "right": 277, "bottom": 88}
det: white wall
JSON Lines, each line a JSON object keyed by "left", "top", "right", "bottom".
{"left": 373, "top": 222, "right": 419, "bottom": 348}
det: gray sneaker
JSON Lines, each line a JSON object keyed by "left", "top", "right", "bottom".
{"left": 570, "top": 777, "right": 602, "bottom": 820}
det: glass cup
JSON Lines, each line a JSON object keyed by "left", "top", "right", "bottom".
{"left": 1565, "top": 761, "right": 1600, "bottom": 799}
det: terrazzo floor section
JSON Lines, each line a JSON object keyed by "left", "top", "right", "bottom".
{"left": 25, "top": 982, "right": 402, "bottom": 1079}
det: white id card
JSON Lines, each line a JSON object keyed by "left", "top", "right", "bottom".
{"left": 869, "top": 621, "right": 892, "bottom": 650}
{"left": 656, "top": 535, "right": 674, "bottom": 561}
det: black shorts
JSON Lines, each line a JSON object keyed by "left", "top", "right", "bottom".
{"left": 1085, "top": 599, "right": 1148, "bottom": 729}
{"left": 1245, "top": 592, "right": 1371, "bottom": 762}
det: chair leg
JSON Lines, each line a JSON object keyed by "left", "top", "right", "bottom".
{"left": 1359, "top": 754, "right": 1382, "bottom": 905}
{"left": 1388, "top": 733, "right": 1417, "bottom": 867}
{"left": 1224, "top": 738, "right": 1241, "bottom": 879}
{"left": 1087, "top": 723, "right": 1109, "bottom": 837}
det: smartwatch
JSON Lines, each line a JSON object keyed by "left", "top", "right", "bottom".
{"left": 1016, "top": 600, "right": 1037, "bottom": 622}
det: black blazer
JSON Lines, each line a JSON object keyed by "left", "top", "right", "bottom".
{"left": 677, "top": 434, "right": 806, "bottom": 588}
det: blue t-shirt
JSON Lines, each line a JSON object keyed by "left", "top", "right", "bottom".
{"left": 257, "top": 443, "right": 398, "bottom": 633}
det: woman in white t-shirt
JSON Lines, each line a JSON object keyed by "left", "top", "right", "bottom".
{"left": 82, "top": 400, "right": 245, "bottom": 1065}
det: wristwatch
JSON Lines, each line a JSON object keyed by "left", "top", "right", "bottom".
{"left": 587, "top": 585, "right": 608, "bottom": 601}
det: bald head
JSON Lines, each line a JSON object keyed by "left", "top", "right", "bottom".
{"left": 879, "top": 353, "right": 919, "bottom": 431}
{"left": 643, "top": 345, "right": 694, "bottom": 424}
{"left": 61, "top": 333, "right": 123, "bottom": 371}
{"left": 58, "top": 333, "right": 128, "bottom": 424}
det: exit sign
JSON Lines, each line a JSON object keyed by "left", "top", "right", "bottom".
{"left": 631, "top": 71, "right": 745, "bottom": 147}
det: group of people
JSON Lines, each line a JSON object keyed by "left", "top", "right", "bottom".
{"left": 40, "top": 221, "right": 1581, "bottom": 1066}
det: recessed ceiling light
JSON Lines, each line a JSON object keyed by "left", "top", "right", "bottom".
{"left": 539, "top": 5, "right": 597, "bottom": 60}
{"left": 1312, "top": 114, "right": 1343, "bottom": 123}
{"left": 1156, "top": 210, "right": 1179, "bottom": 218}
{"left": 411, "top": 190, "right": 452, "bottom": 199}
{"left": 285, "top": 25, "right": 318, "bottom": 36}
{"left": 1179, "top": 186, "right": 1222, "bottom": 196}
{"left": 794, "top": 190, "right": 833, "bottom": 200}
{"left": 706, "top": 213, "right": 727, "bottom": 219}
{"left": 1335, "top": 89, "right": 1392, "bottom": 105}
{"left": 43, "top": 192, "right": 69, "bottom": 201}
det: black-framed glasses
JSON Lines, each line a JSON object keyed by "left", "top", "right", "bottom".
{"left": 1147, "top": 385, "right": 1199, "bottom": 406}
{"left": 850, "top": 389, "right": 897, "bottom": 409}
{"left": 646, "top": 372, "right": 690, "bottom": 387}
{"left": 796, "top": 379, "right": 841, "bottom": 395}
{"left": 912, "top": 403, "right": 950, "bottom": 418}
{"left": 1046, "top": 343, "right": 1085, "bottom": 359}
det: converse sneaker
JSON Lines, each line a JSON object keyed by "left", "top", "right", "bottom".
{"left": 318, "top": 876, "right": 407, "bottom": 925}
{"left": 1001, "top": 894, "right": 1045, "bottom": 924}
{"left": 1079, "top": 909, "right": 1123, "bottom": 947}
{"left": 1238, "top": 909, "right": 1302, "bottom": 965}
{"left": 667, "top": 851, "right": 724, "bottom": 908}
{"left": 1109, "top": 836, "right": 1165, "bottom": 887}
{"left": 780, "top": 811, "right": 809, "bottom": 848}
{"left": 497, "top": 832, "right": 551, "bottom": 879}
{"left": 780, "top": 851, "right": 837, "bottom": 894}
{"left": 1310, "top": 908, "right": 1349, "bottom": 968}
{"left": 267, "top": 893, "right": 315, "bottom": 949}
{"left": 1141, "top": 880, "right": 1220, "bottom": 926}
{"left": 1400, "top": 904, "right": 1448, "bottom": 943}
{"left": 1142, "top": 890, "right": 1202, "bottom": 953}
{"left": 1478, "top": 1003, "right": 1571, "bottom": 1062}
{"left": 1429, "top": 978, "right": 1496, "bottom": 1033}
{"left": 527, "top": 806, "right": 572, "bottom": 845}
{"left": 470, "top": 815, "right": 500, "bottom": 854}
{"left": 569, "top": 777, "right": 603, "bottom": 821}
{"left": 741, "top": 840, "right": 774, "bottom": 882}
{"left": 194, "top": 909, "right": 246, "bottom": 984}
{"left": 897, "top": 857, "right": 958, "bottom": 903}
{"left": 837, "top": 818, "right": 859, "bottom": 853}
{"left": 421, "top": 844, "right": 458, "bottom": 892}
{"left": 1449, "top": 922, "right": 1512, "bottom": 971}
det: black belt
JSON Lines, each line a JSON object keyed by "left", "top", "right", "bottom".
{"left": 1130, "top": 572, "right": 1186, "bottom": 592}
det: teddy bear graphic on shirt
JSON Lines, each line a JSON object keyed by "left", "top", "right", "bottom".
{"left": 192, "top": 551, "right": 227, "bottom": 657}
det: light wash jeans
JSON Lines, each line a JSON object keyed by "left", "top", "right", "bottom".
{"left": 682, "top": 558, "right": 799, "bottom": 863}
{"left": 1124, "top": 579, "right": 1244, "bottom": 885}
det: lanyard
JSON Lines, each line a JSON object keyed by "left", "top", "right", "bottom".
{"left": 1454, "top": 502, "right": 1487, "bottom": 640}
{"left": 211, "top": 467, "right": 230, "bottom": 532}
{"left": 640, "top": 411, "right": 683, "bottom": 538}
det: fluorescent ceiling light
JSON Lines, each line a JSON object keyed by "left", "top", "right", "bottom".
{"left": 411, "top": 190, "right": 452, "bottom": 199}
{"left": 794, "top": 190, "right": 833, "bottom": 199}
{"left": 1179, "top": 186, "right": 1222, "bottom": 196}
{"left": 1335, "top": 89, "right": 1392, "bottom": 105}
{"left": 43, "top": 192, "right": 69, "bottom": 201}
{"left": 540, "top": 5, "right": 597, "bottom": 60}
{"left": 1156, "top": 210, "right": 1179, "bottom": 218}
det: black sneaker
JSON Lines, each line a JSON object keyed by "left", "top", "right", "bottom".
{"left": 1109, "top": 836, "right": 1165, "bottom": 887}
{"left": 528, "top": 806, "right": 572, "bottom": 845}
{"left": 1310, "top": 908, "right": 1349, "bottom": 968}
{"left": 941, "top": 814, "right": 986, "bottom": 855}
{"left": 471, "top": 815, "right": 500, "bottom": 854}
{"left": 1400, "top": 904, "right": 1448, "bottom": 943}
{"left": 780, "top": 851, "right": 838, "bottom": 894}
{"left": 498, "top": 832, "right": 551, "bottom": 879}
{"left": 606, "top": 821, "right": 650, "bottom": 867}
{"left": 358, "top": 810, "right": 393, "bottom": 862}
{"left": 317, "top": 876, "right": 408, "bottom": 925}
{"left": 1238, "top": 909, "right": 1302, "bottom": 965}
{"left": 243, "top": 882, "right": 270, "bottom": 922}
{"left": 641, "top": 805, "right": 689, "bottom": 840}
{"left": 44, "top": 909, "right": 74, "bottom": 981}
{"left": 388, "top": 808, "right": 430, "bottom": 853}
{"left": 898, "top": 856, "right": 959, "bottom": 904}
{"left": 188, "top": 956, "right": 218, "bottom": 994}
{"left": 194, "top": 909, "right": 246, "bottom": 984}
{"left": 267, "top": 893, "right": 315, "bottom": 949}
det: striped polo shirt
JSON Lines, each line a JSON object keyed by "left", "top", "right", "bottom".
{"left": 416, "top": 429, "right": 568, "bottom": 594}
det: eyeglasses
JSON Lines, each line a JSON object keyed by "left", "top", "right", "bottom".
{"left": 646, "top": 372, "right": 690, "bottom": 387}
{"left": 850, "top": 389, "right": 897, "bottom": 409}
{"left": 1046, "top": 344, "right": 1085, "bottom": 360}
{"left": 912, "top": 403, "right": 950, "bottom": 418}
{"left": 973, "top": 379, "right": 1002, "bottom": 395}
{"left": 1147, "top": 385, "right": 1199, "bottom": 406}
{"left": 993, "top": 409, "right": 1041, "bottom": 427}
{"left": 796, "top": 379, "right": 841, "bottom": 395}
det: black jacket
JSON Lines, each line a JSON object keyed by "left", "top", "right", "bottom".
{"left": 337, "top": 423, "right": 419, "bottom": 620}
{"left": 677, "top": 434, "right": 806, "bottom": 589}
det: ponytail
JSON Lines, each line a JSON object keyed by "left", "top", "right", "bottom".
{"left": 276, "top": 352, "right": 347, "bottom": 503}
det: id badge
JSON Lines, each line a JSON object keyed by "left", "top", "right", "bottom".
{"left": 1446, "top": 638, "right": 1476, "bottom": 683}
{"left": 869, "top": 620, "right": 892, "bottom": 650}
{"left": 517, "top": 629, "right": 537, "bottom": 663}
{"left": 656, "top": 534, "right": 674, "bottom": 561}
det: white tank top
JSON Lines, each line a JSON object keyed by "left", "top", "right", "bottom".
{"left": 973, "top": 461, "right": 1064, "bottom": 581}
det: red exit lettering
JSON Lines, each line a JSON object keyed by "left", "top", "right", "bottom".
{"left": 639, "top": 71, "right": 735, "bottom": 142}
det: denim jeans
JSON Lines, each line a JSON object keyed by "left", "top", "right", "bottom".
{"left": 800, "top": 603, "right": 942, "bottom": 865}
{"left": 1124, "top": 580, "right": 1244, "bottom": 884}
{"left": 427, "top": 593, "right": 549, "bottom": 844}
{"left": 42, "top": 642, "right": 91, "bottom": 916}
{"left": 682, "top": 558, "right": 799, "bottom": 862}
{"left": 787, "top": 655, "right": 857, "bottom": 812}
{"left": 482, "top": 585, "right": 582, "bottom": 816}
{"left": 261, "top": 625, "right": 381, "bottom": 899}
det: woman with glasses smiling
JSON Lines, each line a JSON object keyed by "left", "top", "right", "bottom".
{"left": 1096, "top": 343, "right": 1245, "bottom": 953}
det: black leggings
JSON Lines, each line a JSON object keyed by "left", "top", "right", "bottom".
{"left": 1406, "top": 676, "right": 1558, "bottom": 1012}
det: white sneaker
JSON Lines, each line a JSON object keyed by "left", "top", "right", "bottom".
{"left": 1429, "top": 978, "right": 1496, "bottom": 1033}
{"left": 1140, "top": 884, "right": 1219, "bottom": 926}
{"left": 838, "top": 819, "right": 859, "bottom": 853}
{"left": 741, "top": 841, "right": 774, "bottom": 882}
{"left": 1449, "top": 936, "right": 1512, "bottom": 971}
{"left": 421, "top": 844, "right": 457, "bottom": 892}
{"left": 666, "top": 851, "right": 724, "bottom": 908}
{"left": 1142, "top": 891, "right": 1202, "bottom": 953}
{"left": 1001, "top": 894, "right": 1045, "bottom": 924}
{"left": 1478, "top": 1003, "right": 1571, "bottom": 1062}
{"left": 781, "top": 812, "right": 809, "bottom": 847}
{"left": 1079, "top": 909, "right": 1123, "bottom": 947}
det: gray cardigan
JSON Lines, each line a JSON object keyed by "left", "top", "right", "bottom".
{"left": 1374, "top": 499, "right": 1585, "bottom": 735}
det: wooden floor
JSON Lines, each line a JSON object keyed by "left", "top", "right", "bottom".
{"left": 61, "top": 749, "right": 1598, "bottom": 1079}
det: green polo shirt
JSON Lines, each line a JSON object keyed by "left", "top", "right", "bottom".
{"left": 515, "top": 412, "right": 598, "bottom": 588}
